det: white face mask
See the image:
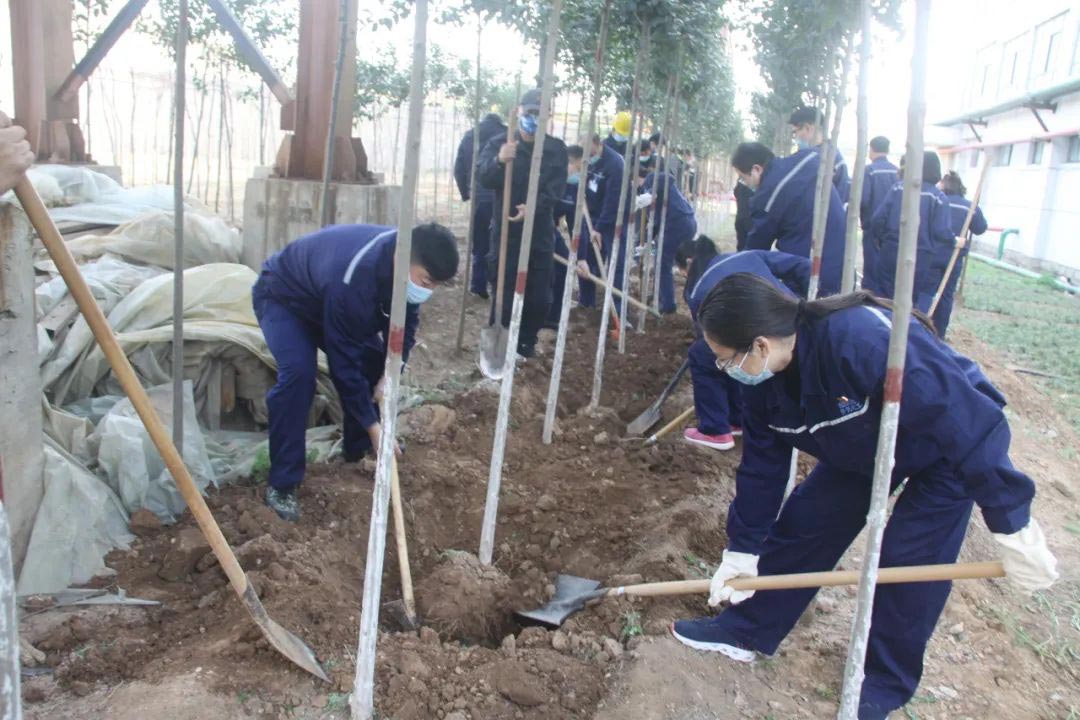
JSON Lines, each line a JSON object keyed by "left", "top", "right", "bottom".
{"left": 724, "top": 345, "right": 774, "bottom": 385}
{"left": 406, "top": 279, "right": 433, "bottom": 304}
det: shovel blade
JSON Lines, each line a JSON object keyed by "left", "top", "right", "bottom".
{"left": 626, "top": 403, "right": 662, "bottom": 437}
{"left": 515, "top": 574, "right": 602, "bottom": 628}
{"left": 479, "top": 324, "right": 509, "bottom": 380}
{"left": 243, "top": 584, "right": 329, "bottom": 682}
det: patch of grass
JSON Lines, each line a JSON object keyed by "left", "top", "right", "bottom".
{"left": 326, "top": 692, "right": 350, "bottom": 711}
{"left": 683, "top": 551, "right": 712, "bottom": 578}
{"left": 620, "top": 610, "right": 644, "bottom": 642}
{"left": 978, "top": 586, "right": 1080, "bottom": 681}
{"left": 251, "top": 444, "right": 271, "bottom": 483}
{"left": 237, "top": 689, "right": 252, "bottom": 704}
{"left": 956, "top": 260, "right": 1080, "bottom": 433}
{"left": 814, "top": 685, "right": 837, "bottom": 701}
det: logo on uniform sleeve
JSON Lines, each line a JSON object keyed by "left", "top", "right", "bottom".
{"left": 837, "top": 396, "right": 863, "bottom": 416}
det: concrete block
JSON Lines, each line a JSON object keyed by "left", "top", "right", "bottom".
{"left": 0, "top": 204, "right": 46, "bottom": 574}
{"left": 240, "top": 177, "right": 401, "bottom": 270}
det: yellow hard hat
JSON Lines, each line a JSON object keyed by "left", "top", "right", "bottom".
{"left": 613, "top": 111, "right": 632, "bottom": 137}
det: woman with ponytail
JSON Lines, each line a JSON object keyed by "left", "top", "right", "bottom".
{"left": 673, "top": 238, "right": 810, "bottom": 450}
{"left": 671, "top": 273, "right": 1058, "bottom": 719}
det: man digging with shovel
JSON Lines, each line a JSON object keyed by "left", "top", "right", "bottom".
{"left": 477, "top": 88, "right": 568, "bottom": 367}
{"left": 252, "top": 223, "right": 458, "bottom": 521}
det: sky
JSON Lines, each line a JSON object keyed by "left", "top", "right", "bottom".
{"left": 0, "top": 1, "right": 1046, "bottom": 159}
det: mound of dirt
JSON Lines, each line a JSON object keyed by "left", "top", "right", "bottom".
{"left": 416, "top": 550, "right": 512, "bottom": 644}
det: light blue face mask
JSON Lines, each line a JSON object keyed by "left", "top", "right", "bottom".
{"left": 725, "top": 346, "right": 774, "bottom": 385}
{"left": 588, "top": 155, "right": 601, "bottom": 166}
{"left": 406, "top": 279, "right": 433, "bottom": 304}
{"left": 567, "top": 172, "right": 580, "bottom": 185}
{"left": 795, "top": 138, "right": 812, "bottom": 151}
{"left": 519, "top": 113, "right": 539, "bottom": 135}
{"left": 612, "top": 131, "right": 627, "bottom": 143}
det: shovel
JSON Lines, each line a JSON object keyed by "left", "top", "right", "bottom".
{"left": 479, "top": 107, "right": 519, "bottom": 380}
{"left": 14, "top": 179, "right": 329, "bottom": 683}
{"left": 643, "top": 405, "right": 694, "bottom": 445}
{"left": 626, "top": 360, "right": 689, "bottom": 436}
{"left": 517, "top": 561, "right": 1005, "bottom": 627}
{"left": 383, "top": 455, "right": 418, "bottom": 630}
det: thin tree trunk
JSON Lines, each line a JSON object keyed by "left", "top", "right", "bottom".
{"left": 173, "top": 0, "right": 187, "bottom": 451}
{"left": 392, "top": 104, "right": 403, "bottom": 184}
{"left": 479, "top": 0, "right": 563, "bottom": 565}
{"left": 129, "top": 68, "right": 137, "bottom": 184}
{"left": 351, "top": 0, "right": 427, "bottom": 715}
{"left": 320, "top": 0, "right": 351, "bottom": 227}
{"left": 214, "top": 71, "right": 225, "bottom": 213}
{"left": 187, "top": 63, "right": 209, "bottom": 194}
{"left": 591, "top": 24, "right": 645, "bottom": 407}
{"left": 456, "top": 19, "right": 484, "bottom": 351}
{"left": 223, "top": 71, "right": 235, "bottom": 222}
{"left": 843, "top": 0, "right": 873, "bottom": 292}
{"left": 258, "top": 82, "right": 266, "bottom": 166}
{"left": 838, "top": 1, "right": 930, "bottom": 716}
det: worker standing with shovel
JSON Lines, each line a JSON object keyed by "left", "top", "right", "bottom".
{"left": 670, "top": 273, "right": 1058, "bottom": 719}
{"left": 477, "top": 89, "right": 568, "bottom": 363}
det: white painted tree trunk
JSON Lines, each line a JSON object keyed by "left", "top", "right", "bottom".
{"left": 456, "top": 20, "right": 484, "bottom": 351}
{"left": 843, "top": 0, "right": 873, "bottom": 293}
{"left": 172, "top": 0, "right": 187, "bottom": 454}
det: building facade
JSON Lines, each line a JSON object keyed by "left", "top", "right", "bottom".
{"left": 936, "top": 2, "right": 1080, "bottom": 279}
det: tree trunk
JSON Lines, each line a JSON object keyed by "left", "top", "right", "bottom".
{"left": 214, "top": 71, "right": 225, "bottom": 213}
{"left": 187, "top": 62, "right": 209, "bottom": 194}
{"left": 837, "top": 2, "right": 930, "bottom": 716}
{"left": 843, "top": 0, "right": 873, "bottom": 292}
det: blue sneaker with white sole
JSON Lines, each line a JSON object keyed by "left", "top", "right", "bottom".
{"left": 670, "top": 617, "right": 756, "bottom": 663}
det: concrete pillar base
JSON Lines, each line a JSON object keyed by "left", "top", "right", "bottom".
{"left": 240, "top": 176, "right": 401, "bottom": 269}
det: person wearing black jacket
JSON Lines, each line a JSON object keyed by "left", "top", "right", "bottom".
{"left": 454, "top": 112, "right": 507, "bottom": 299}
{"left": 477, "top": 88, "right": 569, "bottom": 358}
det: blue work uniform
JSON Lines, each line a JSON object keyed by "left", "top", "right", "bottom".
{"left": 583, "top": 144, "right": 628, "bottom": 307}
{"left": 745, "top": 148, "right": 845, "bottom": 296}
{"left": 934, "top": 194, "right": 987, "bottom": 338}
{"left": 858, "top": 156, "right": 899, "bottom": 287}
{"left": 684, "top": 251, "right": 810, "bottom": 436}
{"left": 252, "top": 225, "right": 419, "bottom": 491}
{"left": 549, "top": 180, "right": 580, "bottom": 324}
{"left": 642, "top": 169, "right": 698, "bottom": 314}
{"left": 602, "top": 132, "right": 627, "bottom": 158}
{"left": 453, "top": 115, "right": 507, "bottom": 296}
{"left": 869, "top": 182, "right": 955, "bottom": 311}
{"left": 703, "top": 304, "right": 1035, "bottom": 718}
{"left": 821, "top": 144, "right": 851, "bottom": 204}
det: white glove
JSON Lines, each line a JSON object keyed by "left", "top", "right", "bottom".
{"left": 634, "top": 192, "right": 654, "bottom": 210}
{"left": 993, "top": 518, "right": 1059, "bottom": 593}
{"left": 708, "top": 550, "right": 759, "bottom": 606}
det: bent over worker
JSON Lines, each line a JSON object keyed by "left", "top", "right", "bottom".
{"left": 252, "top": 223, "right": 458, "bottom": 521}
{"left": 675, "top": 237, "right": 810, "bottom": 451}
{"left": 637, "top": 140, "right": 698, "bottom": 313}
{"left": 671, "top": 273, "right": 1058, "bottom": 719}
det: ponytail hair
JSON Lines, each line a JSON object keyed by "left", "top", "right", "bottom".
{"left": 675, "top": 236, "right": 720, "bottom": 289}
{"left": 698, "top": 273, "right": 935, "bottom": 349}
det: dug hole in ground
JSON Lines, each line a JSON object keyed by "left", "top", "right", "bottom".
{"left": 20, "top": 227, "right": 1080, "bottom": 720}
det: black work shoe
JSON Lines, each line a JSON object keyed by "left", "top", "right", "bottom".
{"left": 265, "top": 487, "right": 300, "bottom": 522}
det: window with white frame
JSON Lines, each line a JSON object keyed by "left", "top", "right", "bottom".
{"left": 1068, "top": 136, "right": 1080, "bottom": 164}
{"left": 1032, "top": 13, "right": 1066, "bottom": 85}
{"left": 1000, "top": 32, "right": 1030, "bottom": 96}
{"left": 1029, "top": 141, "right": 1045, "bottom": 165}
{"left": 996, "top": 144, "right": 1014, "bottom": 166}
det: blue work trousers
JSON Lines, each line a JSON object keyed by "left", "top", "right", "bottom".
{"left": 688, "top": 337, "right": 742, "bottom": 435}
{"left": 712, "top": 463, "right": 973, "bottom": 719}
{"left": 931, "top": 250, "right": 967, "bottom": 339}
{"left": 253, "top": 291, "right": 383, "bottom": 490}
{"left": 657, "top": 216, "right": 697, "bottom": 313}
{"left": 470, "top": 201, "right": 494, "bottom": 295}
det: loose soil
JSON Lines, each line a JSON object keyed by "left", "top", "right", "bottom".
{"left": 21, "top": 248, "right": 1080, "bottom": 719}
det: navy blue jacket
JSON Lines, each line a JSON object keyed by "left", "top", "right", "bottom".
{"left": 746, "top": 148, "right": 845, "bottom": 295}
{"left": 870, "top": 181, "right": 955, "bottom": 297}
{"left": 860, "top": 156, "right": 899, "bottom": 229}
{"left": 477, "top": 130, "right": 568, "bottom": 258}
{"left": 585, "top": 144, "right": 627, "bottom": 232}
{"left": 453, "top": 114, "right": 507, "bottom": 205}
{"left": 603, "top": 132, "right": 627, "bottom": 158}
{"left": 943, "top": 194, "right": 988, "bottom": 237}
{"left": 727, "top": 304, "right": 1035, "bottom": 554}
{"left": 686, "top": 250, "right": 810, "bottom": 320}
{"left": 258, "top": 225, "right": 419, "bottom": 429}
{"left": 641, "top": 169, "right": 694, "bottom": 236}
{"left": 823, "top": 145, "right": 851, "bottom": 204}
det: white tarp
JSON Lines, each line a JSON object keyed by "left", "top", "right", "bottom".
{"left": 16, "top": 437, "right": 133, "bottom": 595}
{"left": 35, "top": 254, "right": 165, "bottom": 321}
{"left": 5, "top": 164, "right": 176, "bottom": 225}
{"left": 34, "top": 210, "right": 241, "bottom": 273}
{"left": 94, "top": 381, "right": 214, "bottom": 522}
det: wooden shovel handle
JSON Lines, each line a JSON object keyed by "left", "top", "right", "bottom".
{"left": 14, "top": 179, "right": 250, "bottom": 598}
{"left": 553, "top": 253, "right": 658, "bottom": 317}
{"left": 493, "top": 108, "right": 517, "bottom": 326}
{"left": 389, "top": 455, "right": 416, "bottom": 621}
{"left": 604, "top": 561, "right": 1005, "bottom": 598}
{"left": 645, "top": 405, "right": 694, "bottom": 444}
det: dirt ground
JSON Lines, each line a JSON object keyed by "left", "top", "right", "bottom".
{"left": 20, "top": 237, "right": 1080, "bottom": 719}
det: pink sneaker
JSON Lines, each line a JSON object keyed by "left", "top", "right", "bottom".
{"left": 730, "top": 425, "right": 743, "bottom": 437}
{"left": 683, "top": 427, "right": 735, "bottom": 451}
